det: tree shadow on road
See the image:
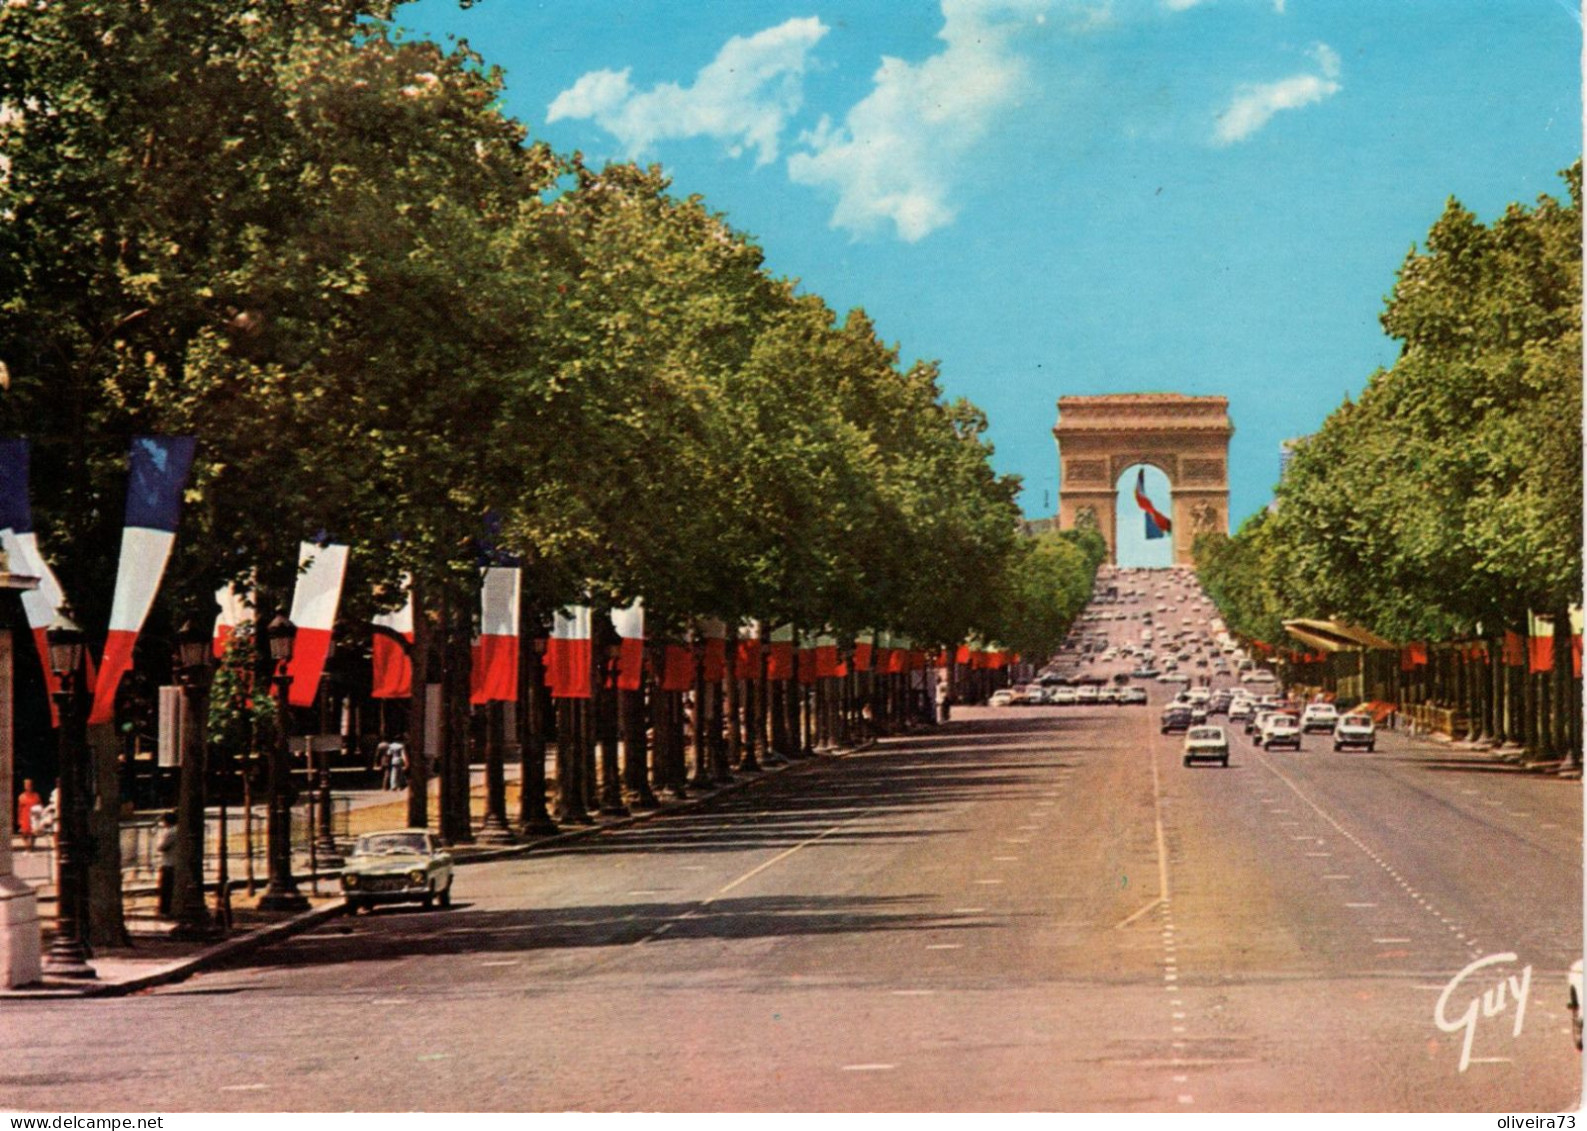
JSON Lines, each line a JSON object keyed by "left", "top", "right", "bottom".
{"left": 214, "top": 893, "right": 998, "bottom": 973}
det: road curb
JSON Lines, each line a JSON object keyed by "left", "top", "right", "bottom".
{"left": 4, "top": 742, "right": 874, "bottom": 1000}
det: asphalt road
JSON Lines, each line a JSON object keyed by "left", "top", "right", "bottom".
{"left": 0, "top": 654, "right": 1580, "bottom": 1112}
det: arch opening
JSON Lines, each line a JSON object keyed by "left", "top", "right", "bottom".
{"left": 1115, "top": 463, "right": 1174, "bottom": 569}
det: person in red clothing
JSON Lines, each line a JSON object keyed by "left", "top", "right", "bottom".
{"left": 15, "top": 778, "right": 40, "bottom": 852}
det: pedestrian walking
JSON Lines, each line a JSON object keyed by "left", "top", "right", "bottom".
{"left": 385, "top": 734, "right": 408, "bottom": 791}
{"left": 15, "top": 778, "right": 40, "bottom": 852}
{"left": 156, "top": 812, "right": 178, "bottom": 917}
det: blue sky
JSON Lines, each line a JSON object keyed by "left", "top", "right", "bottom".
{"left": 397, "top": 0, "right": 1579, "bottom": 565}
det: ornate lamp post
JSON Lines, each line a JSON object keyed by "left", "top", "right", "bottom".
{"left": 169, "top": 621, "right": 217, "bottom": 939}
{"left": 42, "top": 607, "right": 94, "bottom": 978}
{"left": 258, "top": 613, "right": 308, "bottom": 912}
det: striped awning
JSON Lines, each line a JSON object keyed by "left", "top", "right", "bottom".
{"left": 1281, "top": 618, "right": 1396, "bottom": 653}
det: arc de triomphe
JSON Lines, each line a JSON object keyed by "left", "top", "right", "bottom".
{"left": 1052, "top": 394, "right": 1233, "bottom": 567}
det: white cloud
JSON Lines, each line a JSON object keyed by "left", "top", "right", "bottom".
{"left": 787, "top": 0, "right": 1051, "bottom": 241}
{"left": 546, "top": 17, "right": 828, "bottom": 165}
{"left": 1212, "top": 41, "right": 1341, "bottom": 145}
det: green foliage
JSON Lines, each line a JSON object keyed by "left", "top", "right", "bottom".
{"left": 1198, "top": 163, "right": 1582, "bottom": 642}
{"left": 206, "top": 622, "right": 274, "bottom": 759}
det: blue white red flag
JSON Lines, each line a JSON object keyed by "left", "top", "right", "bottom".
{"left": 1134, "top": 469, "right": 1172, "bottom": 540}
{"left": 90, "top": 436, "right": 198, "bottom": 724}
{"left": 0, "top": 439, "right": 69, "bottom": 723}
{"left": 370, "top": 579, "right": 413, "bottom": 700}
{"left": 470, "top": 567, "right": 520, "bottom": 704}
{"left": 286, "top": 540, "right": 348, "bottom": 707}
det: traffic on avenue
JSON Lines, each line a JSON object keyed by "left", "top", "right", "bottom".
{"left": 2, "top": 567, "right": 1578, "bottom": 1115}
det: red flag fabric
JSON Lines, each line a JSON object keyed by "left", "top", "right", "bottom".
{"left": 1529, "top": 634, "right": 1555, "bottom": 674}
{"left": 661, "top": 643, "right": 695, "bottom": 692}
{"left": 766, "top": 626, "right": 794, "bottom": 681}
{"left": 1573, "top": 635, "right": 1582, "bottom": 679}
{"left": 853, "top": 640, "right": 873, "bottom": 672}
{"left": 546, "top": 606, "right": 592, "bottom": 700}
{"left": 611, "top": 601, "right": 645, "bottom": 692}
{"left": 1399, "top": 643, "right": 1428, "bottom": 672}
{"left": 700, "top": 619, "right": 727, "bottom": 682}
{"left": 470, "top": 567, "right": 520, "bottom": 705}
{"left": 1503, "top": 630, "right": 1527, "bottom": 667}
{"left": 736, "top": 634, "right": 761, "bottom": 674}
{"left": 814, "top": 636, "right": 840, "bottom": 678}
{"left": 954, "top": 644, "right": 971, "bottom": 665}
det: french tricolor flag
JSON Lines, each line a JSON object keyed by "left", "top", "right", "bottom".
{"left": 470, "top": 566, "right": 520, "bottom": 705}
{"left": 212, "top": 582, "right": 252, "bottom": 659}
{"left": 285, "top": 540, "right": 348, "bottom": 708}
{"left": 700, "top": 617, "right": 727, "bottom": 682}
{"left": 765, "top": 624, "right": 794, "bottom": 681}
{"left": 0, "top": 439, "right": 69, "bottom": 723}
{"left": 370, "top": 581, "right": 413, "bottom": 700}
{"left": 546, "top": 604, "right": 592, "bottom": 699}
{"left": 611, "top": 600, "right": 645, "bottom": 692}
{"left": 89, "top": 437, "right": 197, "bottom": 725}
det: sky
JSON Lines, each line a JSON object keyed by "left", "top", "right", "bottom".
{"left": 395, "top": 0, "right": 1580, "bottom": 566}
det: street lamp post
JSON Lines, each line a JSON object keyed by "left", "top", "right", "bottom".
{"left": 169, "top": 621, "right": 217, "bottom": 940}
{"left": 42, "top": 608, "right": 94, "bottom": 978}
{"left": 258, "top": 613, "right": 308, "bottom": 912}
{"left": 597, "top": 640, "right": 628, "bottom": 817}
{"left": 312, "top": 669, "right": 342, "bottom": 868}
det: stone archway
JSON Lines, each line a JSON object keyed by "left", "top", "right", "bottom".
{"left": 1052, "top": 394, "right": 1234, "bottom": 566}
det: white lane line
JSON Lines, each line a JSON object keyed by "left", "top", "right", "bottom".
{"left": 993, "top": 856, "right": 1020, "bottom": 862}
{"left": 926, "top": 943, "right": 963, "bottom": 950}
{"left": 1322, "top": 874, "right": 1352, "bottom": 880}
{"left": 892, "top": 989, "right": 935, "bottom": 996}
{"left": 1373, "top": 938, "right": 1411, "bottom": 944}
{"left": 1344, "top": 903, "right": 1378, "bottom": 908}
{"left": 480, "top": 960, "right": 520, "bottom": 967}
{"left": 842, "top": 1064, "right": 897, "bottom": 1072}
{"left": 372, "top": 998, "right": 411, "bottom": 1005}
{"left": 628, "top": 890, "right": 664, "bottom": 896}
{"left": 681, "top": 865, "right": 708, "bottom": 871}
{"left": 953, "top": 907, "right": 987, "bottom": 914}
{"left": 220, "top": 1084, "right": 268, "bottom": 1092}
{"left": 1467, "top": 1057, "right": 1513, "bottom": 1064}
{"left": 975, "top": 878, "right": 1005, "bottom": 885}
{"left": 1304, "top": 852, "right": 1332, "bottom": 858}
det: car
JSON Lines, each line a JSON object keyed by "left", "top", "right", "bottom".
{"left": 1333, "top": 713, "right": 1377, "bottom": 751}
{"left": 1260, "top": 713, "right": 1302, "bottom": 750}
{"left": 1300, "top": 703, "right": 1340, "bottom": 732}
{"left": 1120, "top": 686, "right": 1148, "bottom": 705}
{"left": 1097, "top": 686, "right": 1122, "bottom": 704}
{"left": 989, "top": 689, "right": 1015, "bottom": 707}
{"left": 1242, "top": 669, "right": 1277, "bottom": 685}
{"left": 1164, "top": 671, "right": 1191, "bottom": 684}
{"left": 1076, "top": 684, "right": 1100, "bottom": 703}
{"left": 1051, "top": 686, "right": 1079, "bottom": 705}
{"left": 1569, "top": 960, "right": 1583, "bottom": 1051}
{"left": 341, "top": 829, "right": 455, "bottom": 912}
{"left": 1228, "top": 699, "right": 1254, "bottom": 722}
{"left": 1189, "top": 705, "right": 1209, "bottom": 725}
{"left": 1160, "top": 704, "right": 1193, "bottom": 734}
{"left": 1183, "top": 725, "right": 1230, "bottom": 767}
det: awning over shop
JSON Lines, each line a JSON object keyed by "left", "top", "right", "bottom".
{"left": 1281, "top": 618, "right": 1396, "bottom": 653}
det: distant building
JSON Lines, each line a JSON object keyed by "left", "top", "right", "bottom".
{"left": 1020, "top": 516, "right": 1058, "bottom": 537}
{"left": 1270, "top": 436, "right": 1308, "bottom": 513}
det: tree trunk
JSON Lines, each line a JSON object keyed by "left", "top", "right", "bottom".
{"left": 518, "top": 643, "right": 557, "bottom": 835}
{"left": 406, "top": 582, "right": 430, "bottom": 830}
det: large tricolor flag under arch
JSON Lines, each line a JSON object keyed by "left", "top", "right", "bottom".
{"left": 0, "top": 439, "right": 69, "bottom": 724}
{"left": 285, "top": 541, "right": 349, "bottom": 708}
{"left": 89, "top": 436, "right": 198, "bottom": 725}
{"left": 1134, "top": 469, "right": 1172, "bottom": 540}
{"left": 370, "top": 581, "right": 413, "bottom": 700}
{"left": 471, "top": 567, "right": 520, "bottom": 704}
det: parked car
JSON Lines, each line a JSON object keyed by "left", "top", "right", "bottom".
{"left": 1183, "top": 725, "right": 1230, "bottom": 767}
{"left": 1160, "top": 704, "right": 1193, "bottom": 734}
{"left": 1260, "top": 713, "right": 1302, "bottom": 750}
{"left": 1120, "top": 686, "right": 1148, "bottom": 705}
{"left": 1242, "top": 669, "right": 1277, "bottom": 685}
{"left": 1300, "top": 703, "right": 1340, "bottom": 732}
{"left": 1051, "top": 686, "right": 1079, "bottom": 706}
{"left": 1076, "top": 684, "right": 1100, "bottom": 703}
{"left": 989, "top": 689, "right": 1015, "bottom": 707}
{"left": 1332, "top": 713, "right": 1377, "bottom": 751}
{"left": 341, "top": 829, "right": 455, "bottom": 912}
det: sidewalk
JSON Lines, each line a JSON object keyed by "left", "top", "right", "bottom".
{"left": 1, "top": 744, "right": 850, "bottom": 999}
